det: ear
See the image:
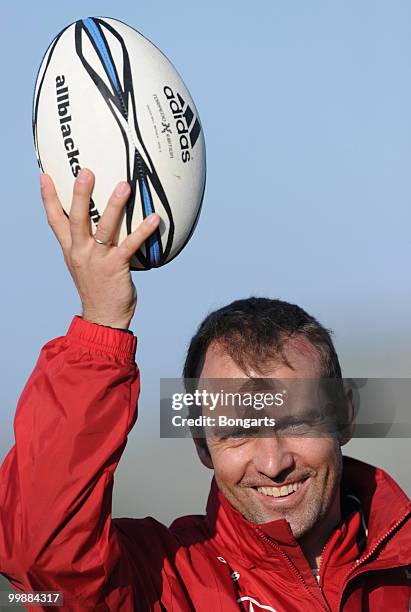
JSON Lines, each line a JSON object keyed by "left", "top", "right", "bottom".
{"left": 193, "top": 435, "right": 214, "bottom": 469}
{"left": 339, "top": 385, "right": 355, "bottom": 446}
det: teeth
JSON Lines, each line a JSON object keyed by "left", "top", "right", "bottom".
{"left": 256, "top": 480, "right": 305, "bottom": 498}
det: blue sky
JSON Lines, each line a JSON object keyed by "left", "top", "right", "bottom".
{"left": 1, "top": 1, "right": 410, "bottom": 515}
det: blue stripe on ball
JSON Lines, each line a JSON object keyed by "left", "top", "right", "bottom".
{"left": 82, "top": 18, "right": 122, "bottom": 99}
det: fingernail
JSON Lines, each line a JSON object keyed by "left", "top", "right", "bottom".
{"left": 115, "top": 181, "right": 130, "bottom": 197}
{"left": 148, "top": 213, "right": 160, "bottom": 224}
{"left": 77, "top": 168, "right": 89, "bottom": 183}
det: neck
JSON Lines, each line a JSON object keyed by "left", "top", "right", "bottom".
{"left": 298, "top": 495, "right": 341, "bottom": 570}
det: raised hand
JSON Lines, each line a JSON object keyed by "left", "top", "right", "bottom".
{"left": 40, "top": 168, "right": 160, "bottom": 329}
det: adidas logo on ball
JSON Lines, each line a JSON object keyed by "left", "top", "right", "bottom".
{"left": 163, "top": 86, "right": 201, "bottom": 163}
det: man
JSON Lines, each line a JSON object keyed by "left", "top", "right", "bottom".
{"left": 0, "top": 169, "right": 410, "bottom": 611}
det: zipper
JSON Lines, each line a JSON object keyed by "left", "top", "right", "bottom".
{"left": 317, "top": 494, "right": 367, "bottom": 587}
{"left": 336, "top": 511, "right": 410, "bottom": 611}
{"left": 316, "top": 531, "right": 335, "bottom": 585}
{"left": 257, "top": 530, "right": 331, "bottom": 612}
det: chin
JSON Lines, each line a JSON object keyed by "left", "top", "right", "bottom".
{"left": 249, "top": 493, "right": 324, "bottom": 536}
{"left": 288, "top": 518, "right": 315, "bottom": 539}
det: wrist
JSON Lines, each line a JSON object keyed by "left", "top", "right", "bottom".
{"left": 90, "top": 321, "right": 133, "bottom": 335}
{"left": 82, "top": 313, "right": 132, "bottom": 331}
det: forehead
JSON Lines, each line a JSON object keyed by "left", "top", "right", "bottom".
{"left": 198, "top": 337, "right": 322, "bottom": 380}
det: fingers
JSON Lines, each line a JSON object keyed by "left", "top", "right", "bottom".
{"left": 70, "top": 168, "right": 95, "bottom": 247}
{"left": 40, "top": 173, "right": 71, "bottom": 252}
{"left": 41, "top": 170, "right": 160, "bottom": 266}
{"left": 93, "top": 181, "right": 131, "bottom": 246}
{"left": 117, "top": 213, "right": 161, "bottom": 263}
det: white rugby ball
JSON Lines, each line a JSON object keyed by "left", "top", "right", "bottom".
{"left": 33, "top": 16, "right": 206, "bottom": 269}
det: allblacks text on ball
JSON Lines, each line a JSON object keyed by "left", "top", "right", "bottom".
{"left": 33, "top": 16, "right": 206, "bottom": 269}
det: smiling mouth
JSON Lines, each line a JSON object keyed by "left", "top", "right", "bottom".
{"left": 255, "top": 478, "right": 308, "bottom": 499}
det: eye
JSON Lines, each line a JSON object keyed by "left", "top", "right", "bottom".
{"left": 282, "top": 419, "right": 311, "bottom": 434}
{"left": 228, "top": 429, "right": 248, "bottom": 439}
{"left": 290, "top": 419, "right": 306, "bottom": 428}
{"left": 227, "top": 428, "right": 261, "bottom": 441}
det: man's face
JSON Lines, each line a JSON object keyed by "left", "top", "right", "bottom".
{"left": 196, "top": 339, "right": 344, "bottom": 539}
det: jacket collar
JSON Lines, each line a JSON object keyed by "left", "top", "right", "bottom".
{"left": 205, "top": 456, "right": 410, "bottom": 569}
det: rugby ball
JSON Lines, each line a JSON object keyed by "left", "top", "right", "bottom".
{"left": 33, "top": 17, "right": 206, "bottom": 269}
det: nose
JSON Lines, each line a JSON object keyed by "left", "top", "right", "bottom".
{"left": 252, "top": 434, "right": 294, "bottom": 480}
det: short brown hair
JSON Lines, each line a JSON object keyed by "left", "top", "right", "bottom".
{"left": 183, "top": 297, "right": 342, "bottom": 381}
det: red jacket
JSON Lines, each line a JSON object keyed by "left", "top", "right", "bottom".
{"left": 0, "top": 316, "right": 410, "bottom": 611}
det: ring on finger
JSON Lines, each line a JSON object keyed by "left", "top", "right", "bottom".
{"left": 93, "top": 234, "right": 112, "bottom": 246}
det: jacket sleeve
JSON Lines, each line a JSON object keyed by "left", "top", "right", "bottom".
{"left": 0, "top": 316, "right": 140, "bottom": 609}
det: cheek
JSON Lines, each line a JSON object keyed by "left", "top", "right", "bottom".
{"left": 292, "top": 436, "right": 341, "bottom": 474}
{"left": 208, "top": 443, "right": 252, "bottom": 484}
